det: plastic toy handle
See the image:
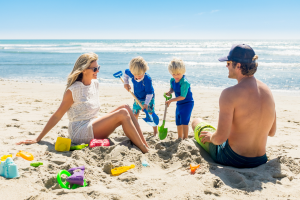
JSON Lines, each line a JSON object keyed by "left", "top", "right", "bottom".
{"left": 164, "top": 93, "right": 172, "bottom": 101}
{"left": 70, "top": 144, "right": 88, "bottom": 151}
{"left": 57, "top": 170, "right": 71, "bottom": 189}
{"left": 30, "top": 162, "right": 43, "bottom": 167}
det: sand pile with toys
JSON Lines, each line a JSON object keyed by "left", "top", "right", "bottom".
{"left": 1, "top": 80, "right": 300, "bottom": 200}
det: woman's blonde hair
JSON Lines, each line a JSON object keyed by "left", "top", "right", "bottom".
{"left": 65, "top": 52, "right": 98, "bottom": 91}
{"left": 168, "top": 58, "right": 186, "bottom": 74}
{"left": 129, "top": 56, "right": 149, "bottom": 75}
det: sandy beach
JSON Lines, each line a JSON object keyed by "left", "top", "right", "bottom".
{"left": 0, "top": 79, "right": 299, "bottom": 200}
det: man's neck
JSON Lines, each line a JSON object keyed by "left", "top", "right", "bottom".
{"left": 237, "top": 75, "right": 254, "bottom": 83}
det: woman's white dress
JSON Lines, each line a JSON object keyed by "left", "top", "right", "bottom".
{"left": 67, "top": 79, "right": 100, "bottom": 144}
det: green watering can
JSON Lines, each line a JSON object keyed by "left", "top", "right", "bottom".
{"left": 158, "top": 93, "right": 172, "bottom": 140}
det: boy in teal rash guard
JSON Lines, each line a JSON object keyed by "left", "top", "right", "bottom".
{"left": 165, "top": 58, "right": 194, "bottom": 139}
{"left": 124, "top": 56, "right": 158, "bottom": 135}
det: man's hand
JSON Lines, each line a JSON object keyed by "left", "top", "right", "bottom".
{"left": 165, "top": 100, "right": 172, "bottom": 107}
{"left": 143, "top": 104, "right": 148, "bottom": 110}
{"left": 16, "top": 138, "right": 39, "bottom": 145}
{"left": 200, "top": 131, "right": 213, "bottom": 144}
{"left": 124, "top": 84, "right": 131, "bottom": 92}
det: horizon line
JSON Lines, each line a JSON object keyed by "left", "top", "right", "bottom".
{"left": 1, "top": 38, "right": 300, "bottom": 40}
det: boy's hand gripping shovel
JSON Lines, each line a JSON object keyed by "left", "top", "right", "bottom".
{"left": 113, "top": 71, "right": 159, "bottom": 127}
{"left": 158, "top": 93, "right": 172, "bottom": 140}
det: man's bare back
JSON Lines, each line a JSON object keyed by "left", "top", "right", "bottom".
{"left": 192, "top": 44, "right": 276, "bottom": 168}
{"left": 224, "top": 77, "right": 276, "bottom": 157}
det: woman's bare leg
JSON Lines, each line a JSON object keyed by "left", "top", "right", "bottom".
{"left": 108, "top": 104, "right": 149, "bottom": 147}
{"left": 92, "top": 107, "right": 148, "bottom": 153}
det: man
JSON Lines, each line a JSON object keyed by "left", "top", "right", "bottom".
{"left": 192, "top": 44, "right": 276, "bottom": 168}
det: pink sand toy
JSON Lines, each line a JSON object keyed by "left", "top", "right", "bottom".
{"left": 66, "top": 166, "right": 85, "bottom": 186}
{"left": 89, "top": 139, "right": 110, "bottom": 148}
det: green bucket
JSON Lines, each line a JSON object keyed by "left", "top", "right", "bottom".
{"left": 194, "top": 122, "right": 216, "bottom": 153}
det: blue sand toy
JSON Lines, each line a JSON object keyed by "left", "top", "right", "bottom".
{"left": 142, "top": 160, "right": 150, "bottom": 167}
{"left": 0, "top": 157, "right": 19, "bottom": 179}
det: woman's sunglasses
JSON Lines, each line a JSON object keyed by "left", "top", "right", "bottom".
{"left": 88, "top": 65, "right": 101, "bottom": 72}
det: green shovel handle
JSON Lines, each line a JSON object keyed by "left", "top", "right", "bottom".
{"left": 164, "top": 93, "right": 172, "bottom": 101}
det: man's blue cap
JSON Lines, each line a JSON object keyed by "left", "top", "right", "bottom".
{"left": 219, "top": 44, "right": 256, "bottom": 63}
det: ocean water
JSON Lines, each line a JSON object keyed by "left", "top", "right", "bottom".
{"left": 0, "top": 40, "right": 299, "bottom": 91}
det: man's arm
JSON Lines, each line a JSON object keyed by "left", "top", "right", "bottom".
{"left": 210, "top": 89, "right": 235, "bottom": 145}
{"left": 268, "top": 112, "right": 276, "bottom": 137}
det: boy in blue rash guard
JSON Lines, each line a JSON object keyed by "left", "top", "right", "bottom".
{"left": 124, "top": 56, "right": 158, "bottom": 135}
{"left": 165, "top": 58, "right": 194, "bottom": 139}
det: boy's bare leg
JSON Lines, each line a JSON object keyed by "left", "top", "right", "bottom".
{"left": 177, "top": 125, "right": 183, "bottom": 139}
{"left": 183, "top": 125, "right": 189, "bottom": 139}
{"left": 134, "top": 112, "right": 139, "bottom": 120}
{"left": 149, "top": 112, "right": 158, "bottom": 136}
{"left": 152, "top": 126, "right": 158, "bottom": 136}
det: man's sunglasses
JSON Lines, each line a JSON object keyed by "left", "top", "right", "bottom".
{"left": 226, "top": 61, "right": 232, "bottom": 66}
{"left": 88, "top": 65, "right": 101, "bottom": 72}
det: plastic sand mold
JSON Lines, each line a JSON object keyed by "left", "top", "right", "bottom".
{"left": 16, "top": 150, "right": 34, "bottom": 161}
{"left": 111, "top": 164, "right": 135, "bottom": 176}
{"left": 57, "top": 170, "right": 87, "bottom": 190}
{"left": 190, "top": 164, "right": 200, "bottom": 174}
{"left": 55, "top": 137, "right": 71, "bottom": 152}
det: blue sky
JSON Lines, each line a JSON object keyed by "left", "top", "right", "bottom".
{"left": 0, "top": 0, "right": 300, "bottom": 39}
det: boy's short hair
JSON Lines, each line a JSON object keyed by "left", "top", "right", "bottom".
{"left": 129, "top": 56, "right": 149, "bottom": 75}
{"left": 168, "top": 58, "right": 186, "bottom": 74}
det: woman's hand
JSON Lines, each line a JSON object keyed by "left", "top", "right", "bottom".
{"left": 16, "top": 138, "right": 39, "bottom": 145}
{"left": 124, "top": 84, "right": 131, "bottom": 92}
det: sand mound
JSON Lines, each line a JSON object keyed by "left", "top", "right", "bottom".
{"left": 8, "top": 135, "right": 297, "bottom": 199}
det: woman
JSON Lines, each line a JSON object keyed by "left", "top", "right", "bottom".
{"left": 17, "top": 52, "right": 149, "bottom": 153}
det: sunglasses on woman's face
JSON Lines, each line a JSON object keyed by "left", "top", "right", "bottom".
{"left": 88, "top": 65, "right": 101, "bottom": 72}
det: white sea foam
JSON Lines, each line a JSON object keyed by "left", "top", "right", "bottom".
{"left": 1, "top": 40, "right": 300, "bottom": 91}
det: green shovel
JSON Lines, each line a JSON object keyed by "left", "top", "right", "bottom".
{"left": 158, "top": 93, "right": 172, "bottom": 140}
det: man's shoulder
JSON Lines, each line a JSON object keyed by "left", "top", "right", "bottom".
{"left": 221, "top": 85, "right": 237, "bottom": 96}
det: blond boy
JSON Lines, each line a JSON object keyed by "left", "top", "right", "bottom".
{"left": 165, "top": 58, "right": 194, "bottom": 139}
{"left": 124, "top": 56, "right": 158, "bottom": 135}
